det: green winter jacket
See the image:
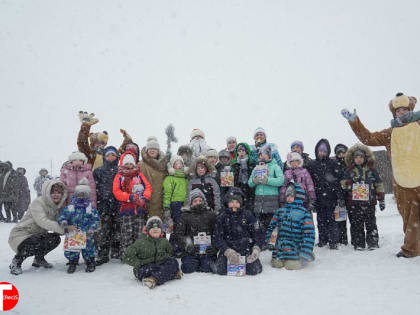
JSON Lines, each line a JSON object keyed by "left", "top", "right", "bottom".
{"left": 122, "top": 233, "right": 172, "bottom": 272}
{"left": 162, "top": 171, "right": 188, "bottom": 208}
{"left": 248, "top": 159, "right": 284, "bottom": 196}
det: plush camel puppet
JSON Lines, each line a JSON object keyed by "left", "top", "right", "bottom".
{"left": 342, "top": 93, "right": 420, "bottom": 257}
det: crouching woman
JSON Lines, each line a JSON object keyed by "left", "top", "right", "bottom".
{"left": 8, "top": 180, "right": 68, "bottom": 275}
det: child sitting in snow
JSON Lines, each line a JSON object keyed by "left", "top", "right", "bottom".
{"left": 267, "top": 182, "right": 315, "bottom": 270}
{"left": 279, "top": 152, "right": 316, "bottom": 212}
{"left": 122, "top": 216, "right": 182, "bottom": 289}
{"left": 58, "top": 178, "right": 100, "bottom": 273}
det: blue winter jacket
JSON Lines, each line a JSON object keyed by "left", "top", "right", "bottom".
{"left": 58, "top": 197, "right": 100, "bottom": 232}
{"left": 248, "top": 159, "right": 284, "bottom": 196}
{"left": 266, "top": 183, "right": 315, "bottom": 261}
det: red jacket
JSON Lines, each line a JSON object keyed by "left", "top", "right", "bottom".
{"left": 113, "top": 152, "right": 152, "bottom": 215}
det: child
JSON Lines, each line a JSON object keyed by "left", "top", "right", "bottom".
{"left": 214, "top": 187, "right": 263, "bottom": 275}
{"left": 58, "top": 178, "right": 100, "bottom": 273}
{"left": 139, "top": 137, "right": 167, "bottom": 218}
{"left": 93, "top": 146, "right": 121, "bottom": 265}
{"left": 187, "top": 156, "right": 221, "bottom": 214}
{"left": 60, "top": 151, "right": 97, "bottom": 207}
{"left": 266, "top": 182, "right": 315, "bottom": 270}
{"left": 122, "top": 216, "right": 182, "bottom": 289}
{"left": 215, "top": 150, "right": 233, "bottom": 205}
{"left": 231, "top": 143, "right": 256, "bottom": 211}
{"left": 206, "top": 149, "right": 219, "bottom": 169}
{"left": 280, "top": 152, "right": 316, "bottom": 212}
{"left": 225, "top": 136, "right": 237, "bottom": 160}
{"left": 248, "top": 144, "right": 284, "bottom": 245}
{"left": 341, "top": 144, "right": 385, "bottom": 250}
{"left": 174, "top": 189, "right": 218, "bottom": 274}
{"left": 163, "top": 155, "right": 189, "bottom": 255}
{"left": 307, "top": 139, "right": 344, "bottom": 249}
{"left": 333, "top": 144, "right": 350, "bottom": 246}
{"left": 113, "top": 152, "right": 152, "bottom": 256}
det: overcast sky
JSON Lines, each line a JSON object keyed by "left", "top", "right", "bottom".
{"left": 1, "top": 0, "right": 419, "bottom": 187}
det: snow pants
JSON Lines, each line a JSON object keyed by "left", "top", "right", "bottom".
{"left": 65, "top": 235, "right": 96, "bottom": 262}
{"left": 347, "top": 204, "right": 378, "bottom": 249}
{"left": 119, "top": 214, "right": 145, "bottom": 255}
{"left": 96, "top": 210, "right": 120, "bottom": 260}
{"left": 136, "top": 257, "right": 179, "bottom": 284}
{"left": 181, "top": 254, "right": 216, "bottom": 274}
{"left": 15, "top": 232, "right": 61, "bottom": 262}
{"left": 168, "top": 201, "right": 184, "bottom": 256}
{"left": 215, "top": 254, "right": 262, "bottom": 275}
{"left": 316, "top": 205, "right": 339, "bottom": 246}
{"left": 394, "top": 184, "right": 420, "bottom": 257}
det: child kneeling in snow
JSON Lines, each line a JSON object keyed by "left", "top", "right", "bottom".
{"left": 122, "top": 216, "right": 182, "bottom": 289}
{"left": 266, "top": 183, "right": 315, "bottom": 270}
{"left": 58, "top": 178, "right": 100, "bottom": 273}
{"left": 214, "top": 187, "right": 263, "bottom": 275}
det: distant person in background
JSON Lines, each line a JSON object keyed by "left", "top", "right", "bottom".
{"left": 177, "top": 145, "right": 194, "bottom": 169}
{"left": 34, "top": 168, "right": 52, "bottom": 197}
{"left": 0, "top": 161, "right": 20, "bottom": 222}
{"left": 225, "top": 136, "right": 237, "bottom": 160}
{"left": 16, "top": 167, "right": 31, "bottom": 220}
{"left": 250, "top": 127, "right": 283, "bottom": 170}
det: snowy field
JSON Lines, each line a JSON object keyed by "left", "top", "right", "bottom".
{"left": 1, "top": 195, "right": 420, "bottom": 315}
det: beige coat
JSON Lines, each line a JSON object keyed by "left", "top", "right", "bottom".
{"left": 8, "top": 179, "right": 67, "bottom": 253}
{"left": 138, "top": 148, "right": 167, "bottom": 218}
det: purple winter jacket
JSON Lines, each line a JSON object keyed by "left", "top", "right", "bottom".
{"left": 279, "top": 167, "right": 316, "bottom": 204}
{"left": 60, "top": 162, "right": 97, "bottom": 207}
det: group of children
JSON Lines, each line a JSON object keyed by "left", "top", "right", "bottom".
{"left": 8, "top": 111, "right": 387, "bottom": 289}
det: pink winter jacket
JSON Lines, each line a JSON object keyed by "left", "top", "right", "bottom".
{"left": 279, "top": 167, "right": 316, "bottom": 204}
{"left": 60, "top": 162, "right": 97, "bottom": 207}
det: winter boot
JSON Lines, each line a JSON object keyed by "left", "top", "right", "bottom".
{"left": 85, "top": 259, "right": 96, "bottom": 273}
{"left": 396, "top": 251, "right": 411, "bottom": 258}
{"left": 284, "top": 259, "right": 303, "bottom": 270}
{"left": 354, "top": 246, "right": 365, "bottom": 251}
{"left": 143, "top": 277, "right": 157, "bottom": 289}
{"left": 9, "top": 257, "right": 23, "bottom": 275}
{"left": 329, "top": 243, "right": 338, "bottom": 250}
{"left": 95, "top": 256, "right": 110, "bottom": 266}
{"left": 67, "top": 262, "right": 78, "bottom": 274}
{"left": 174, "top": 270, "right": 183, "bottom": 280}
{"left": 368, "top": 244, "right": 379, "bottom": 250}
{"left": 271, "top": 258, "right": 285, "bottom": 269}
{"left": 32, "top": 257, "right": 53, "bottom": 268}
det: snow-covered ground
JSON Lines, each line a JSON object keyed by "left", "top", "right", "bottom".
{"left": 1, "top": 194, "right": 419, "bottom": 315}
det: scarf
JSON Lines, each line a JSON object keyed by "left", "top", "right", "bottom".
{"left": 118, "top": 165, "right": 140, "bottom": 192}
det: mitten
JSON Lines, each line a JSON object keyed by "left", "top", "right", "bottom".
{"left": 136, "top": 198, "right": 146, "bottom": 209}
{"left": 78, "top": 111, "right": 99, "bottom": 125}
{"left": 379, "top": 200, "right": 385, "bottom": 211}
{"left": 205, "top": 245, "right": 218, "bottom": 257}
{"left": 129, "top": 194, "right": 140, "bottom": 203}
{"left": 185, "top": 243, "right": 197, "bottom": 255}
{"left": 246, "top": 246, "right": 261, "bottom": 264}
{"left": 252, "top": 176, "right": 261, "bottom": 185}
{"left": 260, "top": 174, "right": 268, "bottom": 185}
{"left": 224, "top": 248, "right": 241, "bottom": 265}
{"left": 307, "top": 201, "right": 315, "bottom": 213}
{"left": 341, "top": 109, "right": 357, "bottom": 122}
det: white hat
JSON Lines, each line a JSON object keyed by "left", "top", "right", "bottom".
{"left": 122, "top": 154, "right": 135, "bottom": 166}
{"left": 167, "top": 155, "right": 187, "bottom": 175}
{"left": 226, "top": 136, "right": 237, "bottom": 144}
{"left": 68, "top": 151, "right": 88, "bottom": 164}
{"left": 286, "top": 152, "right": 303, "bottom": 168}
{"left": 74, "top": 178, "right": 91, "bottom": 198}
{"left": 146, "top": 136, "right": 160, "bottom": 151}
{"left": 254, "top": 127, "right": 266, "bottom": 139}
{"left": 191, "top": 129, "right": 205, "bottom": 140}
{"left": 205, "top": 149, "right": 218, "bottom": 158}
